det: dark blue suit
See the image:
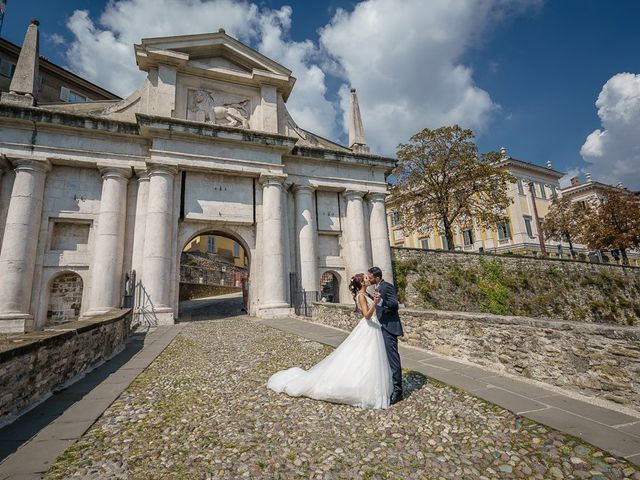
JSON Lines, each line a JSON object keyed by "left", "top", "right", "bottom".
{"left": 375, "top": 279, "right": 403, "bottom": 394}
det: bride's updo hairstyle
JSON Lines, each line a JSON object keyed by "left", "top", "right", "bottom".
{"left": 349, "top": 273, "right": 365, "bottom": 299}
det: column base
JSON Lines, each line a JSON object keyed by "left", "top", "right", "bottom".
{"left": 152, "top": 307, "right": 175, "bottom": 325}
{"left": 0, "top": 313, "right": 31, "bottom": 334}
{"left": 258, "top": 305, "right": 294, "bottom": 319}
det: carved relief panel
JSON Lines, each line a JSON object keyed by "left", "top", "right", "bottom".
{"left": 186, "top": 88, "right": 250, "bottom": 128}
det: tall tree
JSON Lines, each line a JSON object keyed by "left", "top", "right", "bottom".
{"left": 390, "top": 125, "right": 514, "bottom": 250}
{"left": 542, "top": 194, "right": 585, "bottom": 258}
{"left": 580, "top": 190, "right": 640, "bottom": 265}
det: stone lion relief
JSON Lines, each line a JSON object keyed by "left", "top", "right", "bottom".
{"left": 187, "top": 88, "right": 250, "bottom": 128}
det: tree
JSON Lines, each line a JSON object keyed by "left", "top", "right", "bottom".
{"left": 579, "top": 191, "right": 640, "bottom": 265}
{"left": 542, "top": 194, "right": 585, "bottom": 258}
{"left": 390, "top": 125, "right": 514, "bottom": 250}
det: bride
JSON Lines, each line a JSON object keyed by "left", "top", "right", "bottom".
{"left": 267, "top": 273, "right": 393, "bottom": 409}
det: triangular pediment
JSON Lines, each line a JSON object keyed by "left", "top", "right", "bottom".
{"left": 135, "top": 31, "right": 294, "bottom": 98}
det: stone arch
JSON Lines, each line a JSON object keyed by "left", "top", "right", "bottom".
{"left": 46, "top": 271, "right": 83, "bottom": 326}
{"left": 176, "top": 222, "right": 256, "bottom": 315}
{"left": 319, "top": 270, "right": 341, "bottom": 303}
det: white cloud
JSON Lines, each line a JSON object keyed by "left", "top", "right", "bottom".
{"left": 64, "top": 0, "right": 337, "bottom": 137}
{"left": 320, "top": 0, "right": 540, "bottom": 155}
{"left": 63, "top": 0, "right": 538, "bottom": 151}
{"left": 580, "top": 73, "right": 640, "bottom": 190}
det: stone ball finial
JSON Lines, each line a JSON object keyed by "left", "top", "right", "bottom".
{"left": 31, "top": 19, "right": 40, "bottom": 26}
{"left": 218, "top": 28, "right": 226, "bottom": 34}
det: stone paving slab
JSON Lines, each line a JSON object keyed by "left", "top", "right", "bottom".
{"left": 536, "top": 394, "right": 639, "bottom": 426}
{"left": 0, "top": 324, "right": 184, "bottom": 480}
{"left": 260, "top": 316, "right": 640, "bottom": 466}
{"left": 525, "top": 408, "right": 640, "bottom": 458}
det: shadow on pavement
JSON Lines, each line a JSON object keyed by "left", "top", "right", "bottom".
{"left": 0, "top": 329, "right": 150, "bottom": 462}
{"left": 178, "top": 293, "right": 247, "bottom": 322}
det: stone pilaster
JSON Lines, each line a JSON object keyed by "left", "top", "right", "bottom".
{"left": 85, "top": 166, "right": 131, "bottom": 316}
{"left": 293, "top": 184, "right": 319, "bottom": 292}
{"left": 130, "top": 169, "right": 150, "bottom": 278}
{"left": 344, "top": 190, "right": 371, "bottom": 278}
{"left": 259, "top": 172, "right": 289, "bottom": 310}
{"left": 141, "top": 164, "right": 177, "bottom": 324}
{"left": 368, "top": 192, "right": 393, "bottom": 281}
{"left": 0, "top": 159, "right": 50, "bottom": 333}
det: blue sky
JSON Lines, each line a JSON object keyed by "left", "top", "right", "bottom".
{"left": 2, "top": 0, "right": 639, "bottom": 188}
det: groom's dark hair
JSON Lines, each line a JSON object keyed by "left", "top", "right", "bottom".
{"left": 368, "top": 266, "right": 383, "bottom": 279}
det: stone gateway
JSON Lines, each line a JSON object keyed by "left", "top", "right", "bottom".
{"left": 0, "top": 24, "right": 395, "bottom": 333}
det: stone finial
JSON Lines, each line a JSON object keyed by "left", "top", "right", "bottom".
{"left": 218, "top": 28, "right": 226, "bottom": 34}
{"left": 616, "top": 182, "right": 624, "bottom": 189}
{"left": 1, "top": 20, "right": 40, "bottom": 107}
{"left": 546, "top": 159, "right": 553, "bottom": 169}
{"left": 500, "top": 147, "right": 508, "bottom": 158}
{"left": 348, "top": 88, "right": 369, "bottom": 154}
{"left": 585, "top": 172, "right": 593, "bottom": 183}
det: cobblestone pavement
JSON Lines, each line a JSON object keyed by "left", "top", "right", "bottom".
{"left": 44, "top": 317, "right": 640, "bottom": 480}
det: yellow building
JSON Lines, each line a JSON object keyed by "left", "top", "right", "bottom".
{"left": 183, "top": 234, "right": 248, "bottom": 268}
{"left": 388, "top": 151, "right": 567, "bottom": 257}
{"left": 387, "top": 152, "right": 639, "bottom": 266}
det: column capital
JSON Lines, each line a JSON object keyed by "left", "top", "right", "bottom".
{"left": 292, "top": 183, "right": 315, "bottom": 195}
{"left": 98, "top": 165, "right": 132, "bottom": 181}
{"left": 344, "top": 189, "right": 366, "bottom": 200}
{"left": 11, "top": 158, "right": 50, "bottom": 173}
{"left": 146, "top": 163, "right": 178, "bottom": 177}
{"left": 259, "top": 172, "right": 287, "bottom": 187}
{"left": 0, "top": 155, "right": 10, "bottom": 174}
{"left": 367, "top": 191, "right": 388, "bottom": 203}
{"left": 134, "top": 168, "right": 150, "bottom": 182}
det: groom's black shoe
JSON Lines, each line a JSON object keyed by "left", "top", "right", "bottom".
{"left": 390, "top": 391, "right": 403, "bottom": 405}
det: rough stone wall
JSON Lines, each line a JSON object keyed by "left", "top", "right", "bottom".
{"left": 312, "top": 303, "right": 640, "bottom": 411}
{"left": 0, "top": 310, "right": 131, "bottom": 424}
{"left": 46, "top": 272, "right": 83, "bottom": 325}
{"left": 392, "top": 248, "right": 640, "bottom": 326}
{"left": 179, "top": 284, "right": 242, "bottom": 301}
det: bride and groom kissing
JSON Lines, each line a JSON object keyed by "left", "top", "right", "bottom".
{"left": 268, "top": 267, "right": 404, "bottom": 409}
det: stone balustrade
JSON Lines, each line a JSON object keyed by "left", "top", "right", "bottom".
{"left": 312, "top": 302, "right": 640, "bottom": 411}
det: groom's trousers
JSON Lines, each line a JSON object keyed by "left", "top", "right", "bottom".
{"left": 381, "top": 328, "right": 402, "bottom": 393}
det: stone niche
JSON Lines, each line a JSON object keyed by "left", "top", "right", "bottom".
{"left": 183, "top": 172, "right": 254, "bottom": 224}
{"left": 46, "top": 271, "right": 83, "bottom": 325}
{"left": 50, "top": 221, "right": 90, "bottom": 251}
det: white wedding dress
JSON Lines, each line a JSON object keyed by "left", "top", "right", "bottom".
{"left": 267, "top": 293, "right": 393, "bottom": 409}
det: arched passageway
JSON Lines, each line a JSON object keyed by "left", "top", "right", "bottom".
{"left": 178, "top": 231, "right": 250, "bottom": 321}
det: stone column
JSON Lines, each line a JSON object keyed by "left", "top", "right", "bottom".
{"left": 368, "top": 192, "right": 393, "bottom": 281}
{"left": 0, "top": 159, "right": 50, "bottom": 333}
{"left": 259, "top": 173, "right": 289, "bottom": 310}
{"left": 85, "top": 167, "right": 131, "bottom": 316}
{"left": 130, "top": 170, "right": 150, "bottom": 277}
{"left": 293, "top": 184, "right": 319, "bottom": 292}
{"left": 141, "top": 164, "right": 177, "bottom": 323}
{"left": 344, "top": 190, "right": 371, "bottom": 277}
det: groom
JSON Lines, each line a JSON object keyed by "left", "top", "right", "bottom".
{"left": 367, "top": 266, "right": 404, "bottom": 405}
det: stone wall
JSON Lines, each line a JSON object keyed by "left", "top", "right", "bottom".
{"left": 392, "top": 248, "right": 640, "bottom": 326}
{"left": 179, "top": 283, "right": 242, "bottom": 301}
{"left": 0, "top": 309, "right": 132, "bottom": 425}
{"left": 312, "top": 303, "right": 640, "bottom": 411}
